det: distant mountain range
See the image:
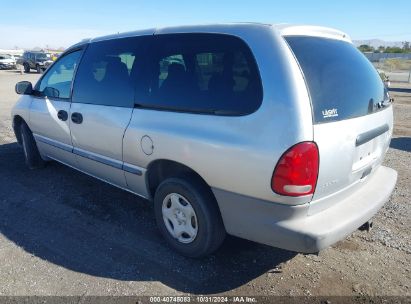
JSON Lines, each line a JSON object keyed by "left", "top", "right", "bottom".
{"left": 353, "top": 39, "right": 405, "bottom": 48}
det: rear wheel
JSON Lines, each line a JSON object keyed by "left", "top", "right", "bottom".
{"left": 154, "top": 177, "right": 226, "bottom": 258}
{"left": 23, "top": 63, "right": 30, "bottom": 73}
{"left": 20, "top": 122, "right": 45, "bottom": 169}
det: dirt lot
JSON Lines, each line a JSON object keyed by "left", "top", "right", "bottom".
{"left": 0, "top": 69, "right": 410, "bottom": 298}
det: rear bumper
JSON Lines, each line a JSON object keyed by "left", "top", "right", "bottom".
{"left": 212, "top": 166, "right": 397, "bottom": 253}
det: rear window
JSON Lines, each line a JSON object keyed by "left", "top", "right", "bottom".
{"left": 285, "top": 36, "right": 388, "bottom": 124}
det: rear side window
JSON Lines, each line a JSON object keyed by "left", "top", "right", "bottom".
{"left": 137, "top": 33, "right": 262, "bottom": 115}
{"left": 72, "top": 36, "right": 150, "bottom": 107}
{"left": 285, "top": 36, "right": 387, "bottom": 124}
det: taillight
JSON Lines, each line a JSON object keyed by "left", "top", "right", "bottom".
{"left": 271, "top": 142, "right": 319, "bottom": 196}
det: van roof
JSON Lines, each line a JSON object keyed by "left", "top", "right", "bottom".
{"left": 73, "top": 23, "right": 351, "bottom": 48}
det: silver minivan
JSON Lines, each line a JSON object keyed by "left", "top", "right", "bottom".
{"left": 12, "top": 24, "right": 397, "bottom": 257}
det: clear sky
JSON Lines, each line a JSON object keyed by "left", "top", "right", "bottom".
{"left": 1, "top": 0, "right": 410, "bottom": 49}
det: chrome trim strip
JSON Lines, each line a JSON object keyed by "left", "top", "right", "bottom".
{"left": 34, "top": 134, "right": 144, "bottom": 176}
{"left": 73, "top": 147, "right": 123, "bottom": 169}
{"left": 123, "top": 162, "right": 143, "bottom": 176}
{"left": 33, "top": 134, "right": 73, "bottom": 152}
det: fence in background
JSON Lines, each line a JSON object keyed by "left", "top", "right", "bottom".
{"left": 364, "top": 52, "right": 411, "bottom": 62}
{"left": 365, "top": 53, "right": 411, "bottom": 83}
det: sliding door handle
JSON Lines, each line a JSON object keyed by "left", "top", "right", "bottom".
{"left": 71, "top": 112, "right": 83, "bottom": 124}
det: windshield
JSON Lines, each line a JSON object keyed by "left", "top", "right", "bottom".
{"left": 285, "top": 36, "right": 388, "bottom": 124}
{"left": 37, "top": 53, "right": 49, "bottom": 59}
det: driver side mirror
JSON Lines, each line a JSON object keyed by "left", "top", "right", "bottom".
{"left": 15, "top": 81, "right": 33, "bottom": 95}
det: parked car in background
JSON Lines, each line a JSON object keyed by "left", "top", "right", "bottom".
{"left": 18, "top": 51, "right": 53, "bottom": 73}
{"left": 11, "top": 23, "right": 397, "bottom": 257}
{"left": 0, "top": 54, "right": 17, "bottom": 69}
{"left": 43, "top": 59, "right": 54, "bottom": 70}
{"left": 13, "top": 55, "right": 22, "bottom": 67}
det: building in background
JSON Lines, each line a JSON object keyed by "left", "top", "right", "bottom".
{"left": 0, "top": 49, "right": 24, "bottom": 56}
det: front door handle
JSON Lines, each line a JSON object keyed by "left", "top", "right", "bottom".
{"left": 71, "top": 112, "right": 83, "bottom": 124}
{"left": 57, "top": 110, "right": 68, "bottom": 121}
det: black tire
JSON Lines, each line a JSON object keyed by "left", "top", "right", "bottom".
{"left": 154, "top": 177, "right": 226, "bottom": 258}
{"left": 23, "top": 63, "right": 30, "bottom": 73}
{"left": 36, "top": 64, "right": 41, "bottom": 73}
{"left": 20, "top": 122, "right": 45, "bottom": 169}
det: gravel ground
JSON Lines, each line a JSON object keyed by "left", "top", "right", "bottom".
{"left": 0, "top": 70, "right": 410, "bottom": 298}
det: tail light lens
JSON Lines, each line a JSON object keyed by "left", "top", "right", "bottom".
{"left": 271, "top": 142, "right": 319, "bottom": 196}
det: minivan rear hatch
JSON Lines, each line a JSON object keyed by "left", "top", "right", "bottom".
{"left": 285, "top": 36, "right": 393, "bottom": 210}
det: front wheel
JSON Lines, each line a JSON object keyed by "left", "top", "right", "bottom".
{"left": 154, "top": 177, "right": 226, "bottom": 258}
